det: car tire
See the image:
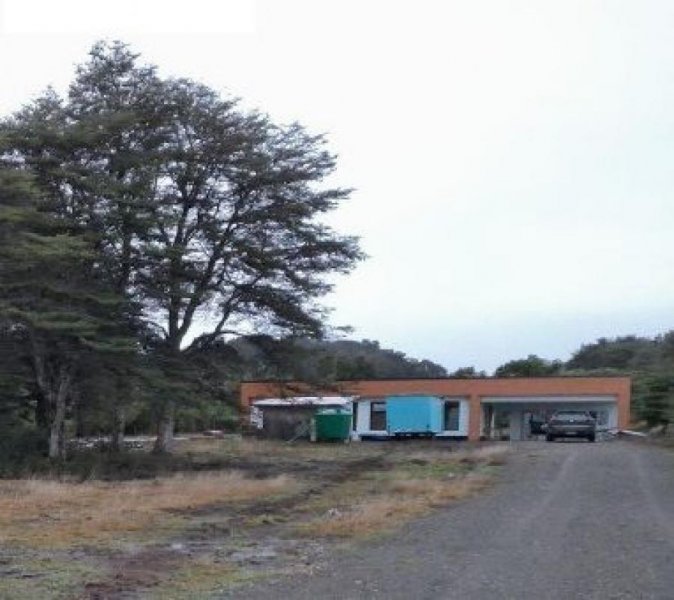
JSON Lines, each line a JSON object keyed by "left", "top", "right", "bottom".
{"left": 546, "top": 434, "right": 555, "bottom": 442}
{"left": 588, "top": 434, "right": 596, "bottom": 443}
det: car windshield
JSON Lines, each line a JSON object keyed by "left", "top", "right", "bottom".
{"left": 552, "top": 412, "right": 589, "bottom": 421}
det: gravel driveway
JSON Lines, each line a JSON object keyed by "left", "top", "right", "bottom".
{"left": 231, "top": 440, "right": 674, "bottom": 600}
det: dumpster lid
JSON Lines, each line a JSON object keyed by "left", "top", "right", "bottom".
{"left": 316, "top": 407, "right": 352, "bottom": 415}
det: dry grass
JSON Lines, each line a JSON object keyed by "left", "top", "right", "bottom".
{"left": 302, "top": 441, "right": 508, "bottom": 539}
{"left": 390, "top": 472, "right": 491, "bottom": 503}
{"left": 0, "top": 442, "right": 506, "bottom": 547}
{"left": 0, "top": 439, "right": 507, "bottom": 599}
{"left": 303, "top": 497, "right": 427, "bottom": 537}
{"left": 300, "top": 475, "right": 490, "bottom": 538}
{"left": 297, "top": 445, "right": 498, "bottom": 539}
{"left": 460, "top": 443, "right": 510, "bottom": 463}
{"left": 0, "top": 472, "right": 298, "bottom": 547}
{"left": 175, "top": 435, "right": 385, "bottom": 462}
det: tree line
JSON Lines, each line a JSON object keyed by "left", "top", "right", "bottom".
{"left": 0, "top": 42, "right": 363, "bottom": 458}
{"left": 172, "top": 332, "right": 674, "bottom": 430}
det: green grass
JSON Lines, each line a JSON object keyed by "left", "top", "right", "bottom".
{"left": 148, "top": 560, "right": 269, "bottom": 600}
{"left": 0, "top": 555, "right": 102, "bottom": 600}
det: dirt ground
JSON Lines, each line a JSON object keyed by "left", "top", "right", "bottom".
{"left": 230, "top": 439, "right": 674, "bottom": 600}
{"left": 0, "top": 437, "right": 505, "bottom": 599}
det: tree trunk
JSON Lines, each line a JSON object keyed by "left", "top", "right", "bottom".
{"left": 29, "top": 336, "right": 74, "bottom": 459}
{"left": 111, "top": 403, "right": 126, "bottom": 452}
{"left": 153, "top": 346, "right": 180, "bottom": 454}
{"left": 48, "top": 371, "right": 71, "bottom": 459}
{"left": 153, "top": 400, "right": 175, "bottom": 453}
{"left": 34, "top": 388, "right": 49, "bottom": 430}
{"left": 72, "top": 386, "right": 86, "bottom": 438}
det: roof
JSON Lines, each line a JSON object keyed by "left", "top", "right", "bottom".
{"left": 241, "top": 375, "right": 631, "bottom": 383}
{"left": 252, "top": 396, "right": 354, "bottom": 408}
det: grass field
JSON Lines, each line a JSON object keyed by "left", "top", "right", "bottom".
{"left": 0, "top": 438, "right": 507, "bottom": 599}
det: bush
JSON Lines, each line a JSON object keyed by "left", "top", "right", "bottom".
{"left": 175, "top": 401, "right": 239, "bottom": 433}
{"left": 0, "top": 417, "right": 48, "bottom": 477}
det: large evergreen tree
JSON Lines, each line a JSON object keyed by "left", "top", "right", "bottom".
{"left": 0, "top": 167, "right": 137, "bottom": 457}
{"left": 2, "top": 41, "right": 363, "bottom": 451}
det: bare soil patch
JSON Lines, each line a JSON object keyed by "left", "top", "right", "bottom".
{"left": 0, "top": 438, "right": 506, "bottom": 599}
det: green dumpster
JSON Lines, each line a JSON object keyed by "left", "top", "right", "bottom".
{"left": 314, "top": 408, "right": 352, "bottom": 442}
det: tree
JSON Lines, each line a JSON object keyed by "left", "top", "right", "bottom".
{"left": 0, "top": 167, "right": 137, "bottom": 457}
{"left": 3, "top": 42, "right": 364, "bottom": 451}
{"left": 494, "top": 354, "right": 562, "bottom": 378}
{"left": 448, "top": 366, "right": 487, "bottom": 378}
{"left": 634, "top": 374, "right": 674, "bottom": 429}
{"left": 222, "top": 336, "right": 447, "bottom": 382}
{"left": 566, "top": 336, "right": 657, "bottom": 371}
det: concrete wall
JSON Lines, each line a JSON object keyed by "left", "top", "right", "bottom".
{"left": 435, "top": 397, "right": 470, "bottom": 438}
{"left": 355, "top": 401, "right": 372, "bottom": 433}
{"left": 354, "top": 400, "right": 387, "bottom": 437}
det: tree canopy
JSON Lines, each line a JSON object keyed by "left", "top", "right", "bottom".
{"left": 494, "top": 354, "right": 562, "bottom": 378}
{"left": 0, "top": 41, "right": 363, "bottom": 454}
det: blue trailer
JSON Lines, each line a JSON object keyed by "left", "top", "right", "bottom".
{"left": 386, "top": 395, "right": 444, "bottom": 436}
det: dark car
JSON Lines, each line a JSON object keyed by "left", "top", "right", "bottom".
{"left": 545, "top": 410, "right": 596, "bottom": 442}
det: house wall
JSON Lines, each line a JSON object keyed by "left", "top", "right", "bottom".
{"left": 355, "top": 401, "right": 372, "bottom": 433}
{"left": 435, "top": 398, "right": 470, "bottom": 438}
{"left": 240, "top": 377, "right": 631, "bottom": 441}
{"left": 353, "top": 399, "right": 388, "bottom": 437}
{"left": 255, "top": 407, "right": 317, "bottom": 440}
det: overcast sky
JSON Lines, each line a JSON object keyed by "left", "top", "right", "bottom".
{"left": 1, "top": 0, "right": 674, "bottom": 372}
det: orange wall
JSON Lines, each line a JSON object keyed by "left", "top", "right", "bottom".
{"left": 240, "top": 377, "right": 631, "bottom": 440}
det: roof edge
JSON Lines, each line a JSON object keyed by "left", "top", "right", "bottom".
{"left": 241, "top": 375, "right": 632, "bottom": 384}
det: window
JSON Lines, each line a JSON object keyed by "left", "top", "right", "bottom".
{"left": 444, "top": 401, "right": 460, "bottom": 431}
{"left": 370, "top": 402, "right": 387, "bottom": 431}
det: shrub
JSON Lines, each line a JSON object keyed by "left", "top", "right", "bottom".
{"left": 0, "top": 417, "right": 48, "bottom": 477}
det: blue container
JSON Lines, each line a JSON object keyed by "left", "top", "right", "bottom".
{"left": 386, "top": 395, "right": 444, "bottom": 435}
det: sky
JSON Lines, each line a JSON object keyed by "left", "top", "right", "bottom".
{"left": 1, "top": 0, "right": 674, "bottom": 372}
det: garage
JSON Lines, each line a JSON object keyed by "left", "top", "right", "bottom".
{"left": 480, "top": 395, "right": 619, "bottom": 441}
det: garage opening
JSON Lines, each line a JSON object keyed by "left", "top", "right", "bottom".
{"left": 481, "top": 396, "right": 619, "bottom": 441}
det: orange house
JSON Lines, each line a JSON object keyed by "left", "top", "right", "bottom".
{"left": 240, "top": 376, "right": 631, "bottom": 441}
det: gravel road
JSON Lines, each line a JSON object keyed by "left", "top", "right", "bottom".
{"left": 231, "top": 440, "right": 674, "bottom": 600}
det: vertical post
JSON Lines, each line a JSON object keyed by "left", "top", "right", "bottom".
{"left": 617, "top": 381, "right": 631, "bottom": 430}
{"left": 509, "top": 409, "right": 523, "bottom": 441}
{"left": 468, "top": 394, "right": 482, "bottom": 441}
